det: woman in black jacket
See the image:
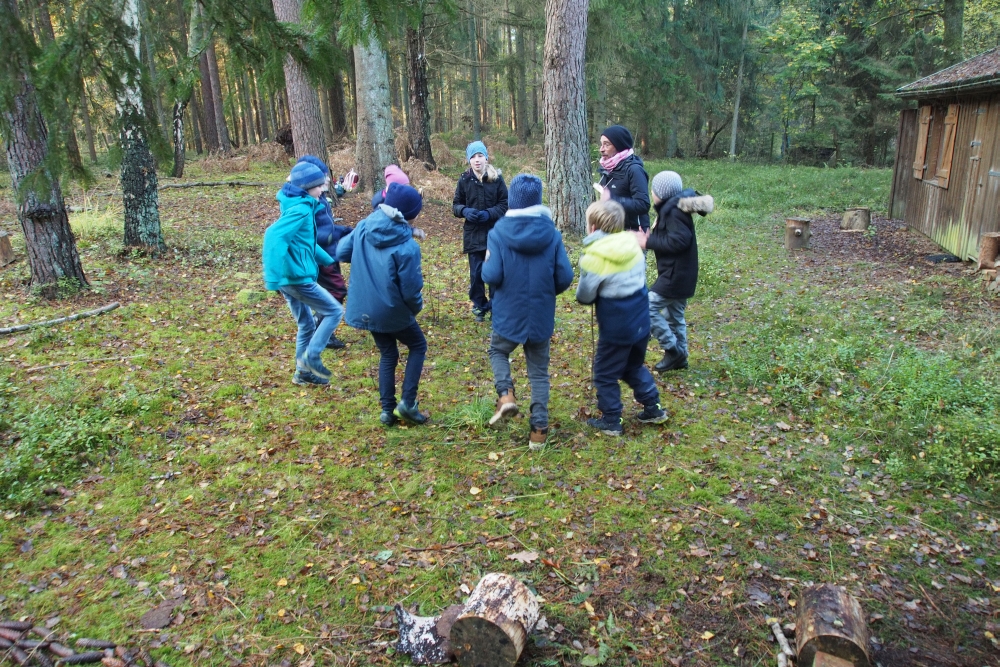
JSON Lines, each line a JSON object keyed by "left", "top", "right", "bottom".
{"left": 452, "top": 140, "right": 509, "bottom": 321}
{"left": 596, "top": 125, "right": 650, "bottom": 232}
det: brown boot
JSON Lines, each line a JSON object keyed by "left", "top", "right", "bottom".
{"left": 489, "top": 390, "right": 518, "bottom": 426}
{"left": 528, "top": 426, "right": 548, "bottom": 451}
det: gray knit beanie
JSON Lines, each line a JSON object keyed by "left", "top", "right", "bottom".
{"left": 651, "top": 171, "right": 683, "bottom": 201}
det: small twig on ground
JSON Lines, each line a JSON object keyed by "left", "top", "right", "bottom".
{"left": 770, "top": 621, "right": 794, "bottom": 658}
{"left": 0, "top": 302, "right": 120, "bottom": 335}
{"left": 158, "top": 181, "right": 273, "bottom": 189}
{"left": 223, "top": 596, "right": 248, "bottom": 619}
{"left": 24, "top": 353, "right": 147, "bottom": 373}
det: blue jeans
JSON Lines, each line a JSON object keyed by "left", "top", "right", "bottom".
{"left": 649, "top": 293, "right": 687, "bottom": 357}
{"left": 468, "top": 251, "right": 492, "bottom": 312}
{"left": 370, "top": 321, "right": 427, "bottom": 411}
{"left": 488, "top": 333, "right": 550, "bottom": 429}
{"left": 593, "top": 336, "right": 660, "bottom": 419}
{"left": 279, "top": 282, "right": 344, "bottom": 370}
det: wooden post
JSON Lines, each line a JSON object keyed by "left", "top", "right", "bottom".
{"left": 796, "top": 584, "right": 871, "bottom": 667}
{"left": 841, "top": 207, "right": 870, "bottom": 232}
{"left": 0, "top": 231, "right": 14, "bottom": 266}
{"left": 785, "top": 217, "right": 812, "bottom": 250}
{"left": 977, "top": 232, "right": 1000, "bottom": 271}
{"left": 449, "top": 573, "right": 540, "bottom": 667}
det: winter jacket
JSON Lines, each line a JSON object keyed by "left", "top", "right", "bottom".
{"left": 314, "top": 193, "right": 353, "bottom": 300}
{"left": 452, "top": 170, "right": 509, "bottom": 253}
{"left": 646, "top": 190, "right": 712, "bottom": 300}
{"left": 262, "top": 184, "right": 334, "bottom": 291}
{"left": 576, "top": 230, "right": 650, "bottom": 345}
{"left": 336, "top": 204, "right": 424, "bottom": 333}
{"left": 482, "top": 205, "right": 574, "bottom": 344}
{"left": 598, "top": 154, "right": 650, "bottom": 231}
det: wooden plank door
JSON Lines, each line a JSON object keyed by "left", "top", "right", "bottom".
{"left": 968, "top": 95, "right": 1000, "bottom": 259}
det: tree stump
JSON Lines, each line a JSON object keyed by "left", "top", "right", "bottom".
{"left": 785, "top": 218, "right": 812, "bottom": 250}
{"left": 0, "top": 232, "right": 14, "bottom": 266}
{"left": 796, "top": 584, "right": 870, "bottom": 667}
{"left": 978, "top": 232, "right": 1000, "bottom": 271}
{"left": 449, "top": 573, "right": 540, "bottom": 667}
{"left": 841, "top": 207, "right": 870, "bottom": 232}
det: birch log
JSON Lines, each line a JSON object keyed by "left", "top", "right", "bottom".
{"left": 450, "top": 573, "right": 540, "bottom": 667}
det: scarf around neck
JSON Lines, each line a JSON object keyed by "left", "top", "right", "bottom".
{"left": 599, "top": 148, "right": 634, "bottom": 173}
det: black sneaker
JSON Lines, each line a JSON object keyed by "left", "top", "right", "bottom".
{"left": 637, "top": 403, "right": 669, "bottom": 424}
{"left": 587, "top": 415, "right": 623, "bottom": 436}
{"left": 394, "top": 401, "right": 429, "bottom": 425}
{"left": 293, "top": 370, "right": 329, "bottom": 386}
{"left": 472, "top": 307, "right": 486, "bottom": 323}
{"left": 326, "top": 335, "right": 347, "bottom": 350}
{"left": 380, "top": 410, "right": 399, "bottom": 426}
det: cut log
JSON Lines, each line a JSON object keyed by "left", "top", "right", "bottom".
{"left": 978, "top": 232, "right": 1000, "bottom": 271}
{"left": 450, "top": 573, "right": 540, "bottom": 667}
{"left": 841, "top": 207, "right": 870, "bottom": 232}
{"left": 785, "top": 217, "right": 812, "bottom": 250}
{"left": 796, "top": 584, "right": 870, "bottom": 667}
{"left": 395, "top": 604, "right": 463, "bottom": 665}
{"left": 0, "top": 231, "right": 15, "bottom": 266}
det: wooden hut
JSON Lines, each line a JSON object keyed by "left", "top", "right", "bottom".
{"left": 890, "top": 48, "right": 1000, "bottom": 260}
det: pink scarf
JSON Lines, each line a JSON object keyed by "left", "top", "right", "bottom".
{"left": 599, "top": 148, "right": 634, "bottom": 172}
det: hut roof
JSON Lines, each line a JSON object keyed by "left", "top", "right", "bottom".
{"left": 898, "top": 48, "right": 1000, "bottom": 98}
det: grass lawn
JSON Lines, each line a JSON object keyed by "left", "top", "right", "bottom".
{"left": 0, "top": 154, "right": 997, "bottom": 666}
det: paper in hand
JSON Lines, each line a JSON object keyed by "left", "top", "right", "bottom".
{"left": 593, "top": 183, "right": 604, "bottom": 195}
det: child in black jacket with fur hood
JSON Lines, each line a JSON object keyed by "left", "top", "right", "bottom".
{"left": 452, "top": 140, "right": 509, "bottom": 322}
{"left": 636, "top": 170, "right": 713, "bottom": 373}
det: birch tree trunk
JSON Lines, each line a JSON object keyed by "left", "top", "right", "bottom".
{"left": 543, "top": 0, "right": 590, "bottom": 235}
{"left": 406, "top": 20, "right": 435, "bottom": 168}
{"left": 119, "top": 0, "right": 165, "bottom": 255}
{"left": 272, "top": 0, "right": 327, "bottom": 160}
{"left": 1, "top": 0, "right": 88, "bottom": 292}
{"left": 353, "top": 35, "right": 397, "bottom": 193}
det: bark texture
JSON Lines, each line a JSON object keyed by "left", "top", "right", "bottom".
{"left": 171, "top": 99, "right": 188, "bottom": 177}
{"left": 796, "top": 584, "right": 870, "bottom": 667}
{"left": 543, "top": 0, "right": 590, "bottom": 235}
{"left": 406, "top": 21, "right": 436, "bottom": 168}
{"left": 198, "top": 52, "right": 220, "bottom": 152}
{"left": 206, "top": 40, "right": 232, "bottom": 153}
{"left": 272, "top": 0, "right": 327, "bottom": 161}
{"left": 353, "top": 36, "right": 398, "bottom": 193}
{"left": 450, "top": 573, "right": 540, "bottom": 667}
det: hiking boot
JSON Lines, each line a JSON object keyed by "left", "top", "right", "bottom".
{"left": 654, "top": 349, "right": 688, "bottom": 373}
{"left": 394, "top": 401, "right": 429, "bottom": 425}
{"left": 299, "top": 355, "right": 332, "bottom": 381}
{"left": 587, "top": 415, "right": 623, "bottom": 436}
{"left": 292, "top": 369, "right": 329, "bottom": 386}
{"left": 489, "top": 391, "right": 518, "bottom": 426}
{"left": 528, "top": 426, "right": 549, "bottom": 451}
{"left": 326, "top": 335, "right": 347, "bottom": 350}
{"left": 380, "top": 410, "right": 399, "bottom": 426}
{"left": 473, "top": 307, "right": 486, "bottom": 323}
{"left": 636, "top": 403, "right": 669, "bottom": 424}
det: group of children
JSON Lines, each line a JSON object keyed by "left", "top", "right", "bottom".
{"left": 261, "top": 131, "right": 711, "bottom": 445}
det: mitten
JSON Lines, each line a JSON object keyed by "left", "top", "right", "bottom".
{"left": 411, "top": 227, "right": 427, "bottom": 241}
{"left": 462, "top": 207, "right": 477, "bottom": 221}
{"left": 475, "top": 210, "right": 491, "bottom": 224}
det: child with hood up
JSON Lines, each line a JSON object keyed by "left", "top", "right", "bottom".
{"left": 337, "top": 183, "right": 429, "bottom": 426}
{"left": 262, "top": 161, "right": 345, "bottom": 386}
{"left": 452, "top": 141, "right": 508, "bottom": 321}
{"left": 482, "top": 174, "right": 574, "bottom": 450}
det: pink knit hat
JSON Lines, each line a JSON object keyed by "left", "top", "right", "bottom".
{"left": 384, "top": 165, "right": 410, "bottom": 189}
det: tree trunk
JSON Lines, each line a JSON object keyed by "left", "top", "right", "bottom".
{"left": 406, "top": 21, "right": 435, "bottom": 168}
{"left": 328, "top": 72, "right": 347, "bottom": 137}
{"left": 206, "top": 40, "right": 232, "bottom": 152}
{"left": 515, "top": 16, "right": 528, "bottom": 143}
{"left": 171, "top": 99, "right": 188, "bottom": 177}
{"left": 1, "top": 0, "right": 88, "bottom": 292}
{"left": 543, "top": 0, "right": 590, "bottom": 235}
{"left": 942, "top": 0, "right": 964, "bottom": 64}
{"left": 796, "top": 585, "right": 870, "bottom": 667}
{"left": 198, "top": 52, "right": 220, "bottom": 152}
{"left": 353, "top": 34, "right": 398, "bottom": 193}
{"left": 729, "top": 19, "right": 747, "bottom": 161}
{"left": 119, "top": 0, "right": 165, "bottom": 255}
{"left": 467, "top": 0, "right": 481, "bottom": 139}
{"left": 252, "top": 69, "right": 270, "bottom": 140}
{"left": 450, "top": 573, "right": 541, "bottom": 667}
{"left": 80, "top": 82, "right": 98, "bottom": 162}
{"left": 272, "top": 0, "right": 327, "bottom": 160}
{"left": 977, "top": 232, "right": 1000, "bottom": 270}
{"left": 189, "top": 95, "right": 203, "bottom": 154}
{"left": 32, "top": 0, "right": 84, "bottom": 172}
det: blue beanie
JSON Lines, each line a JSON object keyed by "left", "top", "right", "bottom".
{"left": 508, "top": 174, "right": 543, "bottom": 209}
{"left": 289, "top": 162, "right": 326, "bottom": 190}
{"left": 466, "top": 141, "right": 489, "bottom": 162}
{"left": 384, "top": 183, "right": 423, "bottom": 221}
{"left": 297, "top": 155, "right": 330, "bottom": 175}
{"left": 601, "top": 125, "right": 634, "bottom": 152}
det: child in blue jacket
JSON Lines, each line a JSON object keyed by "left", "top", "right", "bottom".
{"left": 576, "top": 200, "right": 668, "bottom": 435}
{"left": 482, "top": 174, "right": 574, "bottom": 449}
{"left": 337, "top": 184, "right": 429, "bottom": 426}
{"left": 262, "top": 161, "right": 344, "bottom": 386}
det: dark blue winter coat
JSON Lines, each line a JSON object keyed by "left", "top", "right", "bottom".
{"left": 336, "top": 204, "right": 423, "bottom": 333}
{"left": 481, "top": 205, "right": 574, "bottom": 344}
{"left": 598, "top": 154, "right": 651, "bottom": 231}
{"left": 315, "top": 194, "right": 353, "bottom": 258}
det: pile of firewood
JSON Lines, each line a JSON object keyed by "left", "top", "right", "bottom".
{"left": 0, "top": 621, "right": 168, "bottom": 667}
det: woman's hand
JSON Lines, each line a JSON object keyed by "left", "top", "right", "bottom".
{"left": 633, "top": 229, "right": 648, "bottom": 250}
{"left": 599, "top": 186, "right": 611, "bottom": 202}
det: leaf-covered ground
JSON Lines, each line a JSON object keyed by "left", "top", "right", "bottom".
{"left": 0, "top": 157, "right": 998, "bottom": 667}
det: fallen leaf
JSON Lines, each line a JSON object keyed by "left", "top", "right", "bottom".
{"left": 701, "top": 631, "right": 715, "bottom": 640}
{"left": 293, "top": 643, "right": 305, "bottom": 655}
{"left": 469, "top": 487, "right": 481, "bottom": 495}
{"left": 277, "top": 578, "right": 288, "bottom": 587}
{"left": 776, "top": 421, "right": 792, "bottom": 431}
{"left": 488, "top": 452, "right": 499, "bottom": 461}
{"left": 584, "top": 600, "right": 595, "bottom": 616}
{"left": 506, "top": 550, "right": 539, "bottom": 564}
{"left": 689, "top": 547, "right": 711, "bottom": 558}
